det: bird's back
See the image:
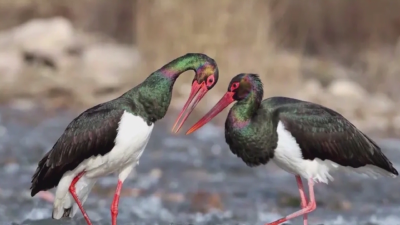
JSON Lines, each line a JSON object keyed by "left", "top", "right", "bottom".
{"left": 262, "top": 96, "right": 398, "bottom": 177}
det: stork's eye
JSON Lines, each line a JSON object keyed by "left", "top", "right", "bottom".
{"left": 230, "top": 82, "right": 239, "bottom": 91}
{"left": 206, "top": 75, "right": 215, "bottom": 87}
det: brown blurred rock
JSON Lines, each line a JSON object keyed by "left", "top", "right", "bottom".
{"left": 367, "top": 94, "right": 396, "bottom": 114}
{"left": 189, "top": 190, "right": 224, "bottom": 213}
{"left": 0, "top": 17, "right": 75, "bottom": 53}
{"left": 0, "top": 50, "right": 23, "bottom": 83}
{"left": 0, "top": 0, "right": 133, "bottom": 44}
{"left": 303, "top": 79, "right": 324, "bottom": 96}
{"left": 149, "top": 168, "right": 163, "bottom": 179}
{"left": 329, "top": 199, "right": 352, "bottom": 211}
{"left": 96, "top": 186, "right": 143, "bottom": 198}
{"left": 277, "top": 192, "right": 301, "bottom": 208}
{"left": 327, "top": 79, "right": 368, "bottom": 100}
{"left": 393, "top": 115, "right": 400, "bottom": 131}
{"left": 154, "top": 191, "right": 185, "bottom": 203}
{"left": 0, "top": 17, "right": 78, "bottom": 73}
{"left": 339, "top": 200, "right": 352, "bottom": 211}
{"left": 120, "top": 188, "right": 143, "bottom": 198}
{"left": 0, "top": 16, "right": 139, "bottom": 111}
{"left": 81, "top": 43, "right": 140, "bottom": 91}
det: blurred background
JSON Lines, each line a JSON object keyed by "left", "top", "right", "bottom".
{"left": 1, "top": 0, "right": 400, "bottom": 224}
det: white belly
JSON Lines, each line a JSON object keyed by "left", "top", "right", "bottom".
{"left": 53, "top": 111, "right": 154, "bottom": 219}
{"left": 271, "top": 121, "right": 394, "bottom": 184}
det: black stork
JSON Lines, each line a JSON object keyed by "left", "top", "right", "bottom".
{"left": 30, "top": 53, "right": 219, "bottom": 225}
{"left": 180, "top": 73, "right": 398, "bottom": 225}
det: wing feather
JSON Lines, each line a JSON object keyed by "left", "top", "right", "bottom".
{"left": 30, "top": 102, "right": 124, "bottom": 196}
{"left": 277, "top": 104, "right": 397, "bottom": 175}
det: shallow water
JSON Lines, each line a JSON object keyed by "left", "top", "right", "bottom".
{"left": 0, "top": 106, "right": 400, "bottom": 225}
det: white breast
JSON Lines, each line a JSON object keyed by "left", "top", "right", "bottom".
{"left": 83, "top": 110, "right": 154, "bottom": 177}
{"left": 271, "top": 121, "right": 395, "bottom": 184}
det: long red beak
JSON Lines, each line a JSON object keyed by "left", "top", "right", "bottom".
{"left": 171, "top": 82, "right": 208, "bottom": 133}
{"left": 186, "top": 91, "right": 235, "bottom": 135}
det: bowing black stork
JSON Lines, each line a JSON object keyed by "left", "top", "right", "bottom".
{"left": 30, "top": 53, "right": 219, "bottom": 225}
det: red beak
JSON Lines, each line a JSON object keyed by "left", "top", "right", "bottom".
{"left": 171, "top": 81, "right": 208, "bottom": 133}
{"left": 186, "top": 91, "right": 235, "bottom": 135}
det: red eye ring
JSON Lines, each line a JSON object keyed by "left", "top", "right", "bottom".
{"left": 206, "top": 76, "right": 215, "bottom": 86}
{"left": 230, "top": 82, "right": 239, "bottom": 91}
{"left": 231, "top": 82, "right": 239, "bottom": 90}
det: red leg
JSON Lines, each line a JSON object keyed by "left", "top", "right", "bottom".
{"left": 111, "top": 180, "right": 123, "bottom": 225}
{"left": 266, "top": 178, "right": 316, "bottom": 225}
{"left": 296, "top": 175, "right": 309, "bottom": 225}
{"left": 69, "top": 172, "right": 92, "bottom": 225}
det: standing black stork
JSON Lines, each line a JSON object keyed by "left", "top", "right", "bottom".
{"left": 180, "top": 73, "right": 398, "bottom": 225}
{"left": 30, "top": 53, "right": 219, "bottom": 225}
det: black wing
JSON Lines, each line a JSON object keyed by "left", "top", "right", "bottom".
{"left": 277, "top": 101, "right": 398, "bottom": 175}
{"left": 30, "top": 102, "right": 125, "bottom": 196}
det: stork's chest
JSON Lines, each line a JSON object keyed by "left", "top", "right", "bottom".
{"left": 106, "top": 112, "right": 154, "bottom": 166}
{"left": 224, "top": 126, "right": 273, "bottom": 163}
{"left": 225, "top": 122, "right": 276, "bottom": 151}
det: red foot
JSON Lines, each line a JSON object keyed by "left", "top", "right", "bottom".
{"left": 264, "top": 177, "right": 317, "bottom": 225}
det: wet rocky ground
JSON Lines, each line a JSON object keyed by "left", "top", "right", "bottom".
{"left": 0, "top": 106, "right": 400, "bottom": 225}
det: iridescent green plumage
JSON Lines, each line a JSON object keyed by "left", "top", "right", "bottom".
{"left": 225, "top": 73, "right": 398, "bottom": 175}
{"left": 30, "top": 53, "right": 219, "bottom": 196}
{"left": 186, "top": 73, "right": 398, "bottom": 225}
{"left": 225, "top": 74, "right": 276, "bottom": 166}
{"left": 123, "top": 53, "right": 219, "bottom": 123}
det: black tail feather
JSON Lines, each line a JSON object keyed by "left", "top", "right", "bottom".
{"left": 30, "top": 151, "right": 61, "bottom": 196}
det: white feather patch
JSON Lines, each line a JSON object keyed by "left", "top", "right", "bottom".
{"left": 52, "top": 111, "right": 154, "bottom": 219}
{"left": 272, "top": 121, "right": 396, "bottom": 184}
